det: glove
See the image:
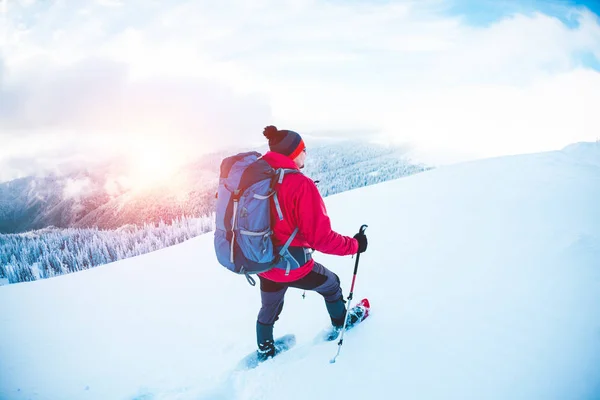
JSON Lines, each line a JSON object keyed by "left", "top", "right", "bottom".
{"left": 353, "top": 232, "right": 368, "bottom": 254}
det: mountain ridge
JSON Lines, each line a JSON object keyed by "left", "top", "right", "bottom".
{"left": 0, "top": 140, "right": 428, "bottom": 233}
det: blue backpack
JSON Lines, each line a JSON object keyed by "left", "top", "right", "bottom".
{"left": 214, "top": 152, "right": 301, "bottom": 285}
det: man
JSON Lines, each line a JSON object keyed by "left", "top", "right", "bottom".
{"left": 256, "top": 125, "right": 368, "bottom": 360}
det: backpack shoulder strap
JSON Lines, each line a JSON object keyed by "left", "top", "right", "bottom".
{"left": 275, "top": 168, "right": 302, "bottom": 184}
{"left": 272, "top": 168, "right": 303, "bottom": 221}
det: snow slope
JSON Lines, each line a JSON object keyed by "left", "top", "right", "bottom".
{"left": 1, "top": 143, "right": 599, "bottom": 400}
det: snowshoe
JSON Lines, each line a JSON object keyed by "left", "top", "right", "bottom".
{"left": 324, "top": 298, "right": 370, "bottom": 342}
{"left": 237, "top": 334, "right": 296, "bottom": 370}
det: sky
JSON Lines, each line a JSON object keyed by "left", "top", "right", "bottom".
{"left": 0, "top": 0, "right": 599, "bottom": 182}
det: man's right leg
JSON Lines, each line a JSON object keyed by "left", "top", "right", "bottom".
{"left": 256, "top": 276, "right": 288, "bottom": 358}
{"left": 288, "top": 262, "right": 347, "bottom": 329}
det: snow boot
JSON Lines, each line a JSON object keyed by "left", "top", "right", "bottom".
{"left": 326, "top": 297, "right": 347, "bottom": 327}
{"left": 256, "top": 321, "right": 276, "bottom": 361}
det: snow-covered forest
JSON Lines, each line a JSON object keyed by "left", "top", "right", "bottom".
{"left": 0, "top": 215, "right": 215, "bottom": 284}
{"left": 302, "top": 141, "right": 429, "bottom": 196}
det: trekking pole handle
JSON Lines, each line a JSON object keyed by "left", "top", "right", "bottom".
{"left": 348, "top": 224, "right": 367, "bottom": 301}
{"left": 352, "top": 224, "right": 368, "bottom": 276}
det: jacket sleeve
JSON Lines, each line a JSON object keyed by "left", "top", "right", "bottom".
{"left": 294, "top": 178, "right": 358, "bottom": 256}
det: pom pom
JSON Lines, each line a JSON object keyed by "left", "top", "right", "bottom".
{"left": 263, "top": 125, "right": 279, "bottom": 140}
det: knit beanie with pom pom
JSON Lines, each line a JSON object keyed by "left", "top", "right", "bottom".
{"left": 263, "top": 125, "right": 305, "bottom": 160}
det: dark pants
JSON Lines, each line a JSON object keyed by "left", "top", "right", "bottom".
{"left": 256, "top": 262, "right": 346, "bottom": 347}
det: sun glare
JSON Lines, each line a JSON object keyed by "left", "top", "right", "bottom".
{"left": 127, "top": 141, "right": 184, "bottom": 190}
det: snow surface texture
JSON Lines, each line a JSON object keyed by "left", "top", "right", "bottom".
{"left": 1, "top": 143, "right": 599, "bottom": 400}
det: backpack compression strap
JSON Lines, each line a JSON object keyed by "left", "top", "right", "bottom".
{"left": 244, "top": 226, "right": 299, "bottom": 287}
{"left": 279, "top": 227, "right": 300, "bottom": 257}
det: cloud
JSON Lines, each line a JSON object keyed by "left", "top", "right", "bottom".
{"left": 0, "top": 131, "right": 116, "bottom": 182}
{"left": 63, "top": 178, "right": 93, "bottom": 200}
{"left": 96, "top": 0, "right": 124, "bottom": 7}
{"left": 0, "top": 0, "right": 599, "bottom": 181}
{"left": 383, "top": 68, "right": 600, "bottom": 164}
{"left": 0, "top": 56, "right": 271, "bottom": 139}
{"left": 0, "top": 54, "right": 272, "bottom": 173}
{"left": 0, "top": 57, "right": 127, "bottom": 130}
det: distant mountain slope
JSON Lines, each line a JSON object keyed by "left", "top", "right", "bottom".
{"left": 0, "top": 141, "right": 428, "bottom": 233}
{"left": 302, "top": 140, "right": 425, "bottom": 196}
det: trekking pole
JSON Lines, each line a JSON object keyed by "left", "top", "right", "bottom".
{"left": 330, "top": 224, "right": 368, "bottom": 364}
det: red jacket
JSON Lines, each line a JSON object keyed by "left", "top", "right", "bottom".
{"left": 258, "top": 151, "right": 359, "bottom": 282}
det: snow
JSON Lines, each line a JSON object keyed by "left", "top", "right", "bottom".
{"left": 1, "top": 143, "right": 599, "bottom": 400}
